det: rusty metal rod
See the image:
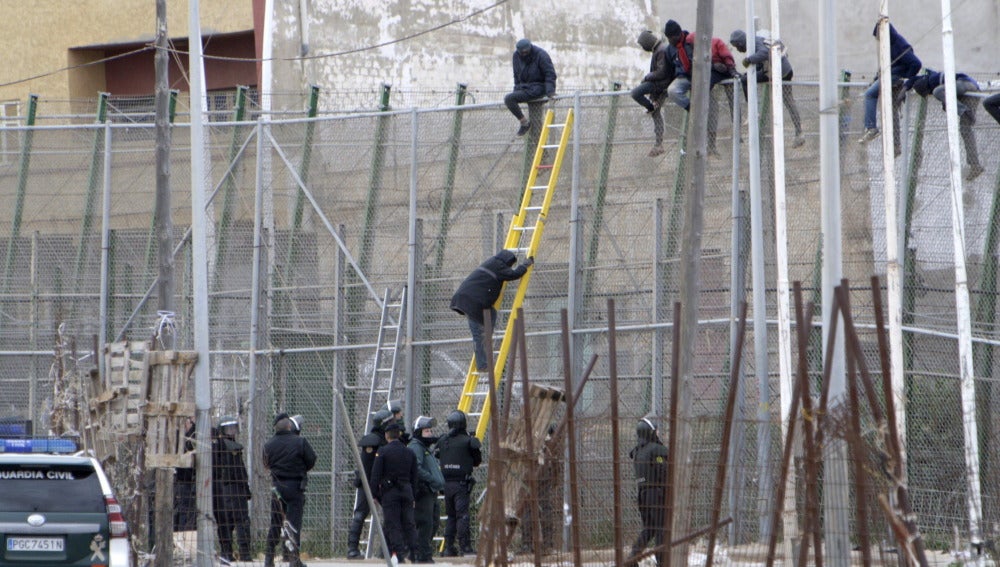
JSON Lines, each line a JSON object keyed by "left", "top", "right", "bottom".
{"left": 663, "top": 301, "right": 683, "bottom": 567}
{"left": 626, "top": 517, "right": 735, "bottom": 565}
{"left": 793, "top": 284, "right": 822, "bottom": 567}
{"left": 481, "top": 309, "right": 509, "bottom": 567}
{"left": 608, "top": 298, "right": 625, "bottom": 566}
{"left": 765, "top": 319, "right": 807, "bottom": 566}
{"left": 845, "top": 318, "right": 872, "bottom": 566}
{"left": 560, "top": 308, "right": 583, "bottom": 567}
{"left": 515, "top": 311, "right": 544, "bottom": 567}
{"left": 705, "top": 301, "right": 747, "bottom": 567}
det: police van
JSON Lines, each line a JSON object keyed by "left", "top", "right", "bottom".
{"left": 0, "top": 422, "right": 131, "bottom": 566}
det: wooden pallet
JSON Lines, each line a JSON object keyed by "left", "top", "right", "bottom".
{"left": 143, "top": 350, "right": 198, "bottom": 469}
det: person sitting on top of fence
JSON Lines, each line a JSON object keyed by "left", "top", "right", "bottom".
{"left": 903, "top": 70, "right": 985, "bottom": 181}
{"left": 631, "top": 30, "right": 675, "bottom": 158}
{"left": 505, "top": 38, "right": 558, "bottom": 137}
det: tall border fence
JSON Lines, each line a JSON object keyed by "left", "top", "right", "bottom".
{"left": 1, "top": 83, "right": 999, "bottom": 562}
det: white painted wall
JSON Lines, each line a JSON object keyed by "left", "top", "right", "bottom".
{"left": 268, "top": 0, "right": 999, "bottom": 110}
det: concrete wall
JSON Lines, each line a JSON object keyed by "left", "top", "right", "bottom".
{"left": 268, "top": 0, "right": 999, "bottom": 111}
{"left": 0, "top": 0, "right": 252, "bottom": 104}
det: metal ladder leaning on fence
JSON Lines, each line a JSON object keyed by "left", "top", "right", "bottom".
{"left": 357, "top": 286, "right": 407, "bottom": 558}
{"left": 457, "top": 108, "right": 574, "bottom": 441}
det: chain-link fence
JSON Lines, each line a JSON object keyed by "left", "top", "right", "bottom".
{"left": 0, "top": 80, "right": 998, "bottom": 564}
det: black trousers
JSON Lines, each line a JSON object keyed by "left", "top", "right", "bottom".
{"left": 443, "top": 480, "right": 472, "bottom": 549}
{"left": 347, "top": 489, "right": 370, "bottom": 551}
{"left": 267, "top": 479, "right": 305, "bottom": 559}
{"left": 381, "top": 484, "right": 417, "bottom": 558}
{"left": 214, "top": 486, "right": 251, "bottom": 560}
{"left": 632, "top": 487, "right": 666, "bottom": 566}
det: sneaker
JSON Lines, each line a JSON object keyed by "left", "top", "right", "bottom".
{"left": 857, "top": 128, "right": 880, "bottom": 144}
{"left": 347, "top": 549, "right": 362, "bottom": 560}
{"left": 648, "top": 144, "right": 665, "bottom": 158}
{"left": 442, "top": 547, "right": 460, "bottom": 557}
{"left": 966, "top": 164, "right": 985, "bottom": 181}
{"left": 792, "top": 134, "right": 806, "bottom": 147}
{"left": 516, "top": 120, "right": 530, "bottom": 136}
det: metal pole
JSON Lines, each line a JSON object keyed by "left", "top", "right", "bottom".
{"left": 247, "top": 120, "right": 265, "bottom": 489}
{"left": 767, "top": 2, "right": 801, "bottom": 559}
{"left": 653, "top": 198, "right": 665, "bottom": 420}
{"left": 877, "top": 0, "right": 909, "bottom": 487}
{"left": 939, "top": 0, "right": 983, "bottom": 545}
{"left": 188, "top": 1, "right": 216, "bottom": 563}
{"left": 97, "top": 123, "right": 112, "bottom": 387}
{"left": 564, "top": 92, "right": 585, "bottom": 552}
{"left": 743, "top": 5, "right": 774, "bottom": 549}
{"left": 154, "top": 0, "right": 174, "bottom": 318}
{"left": 672, "top": 1, "right": 714, "bottom": 563}
{"left": 820, "top": 0, "right": 848, "bottom": 562}
{"left": 726, "top": 85, "right": 748, "bottom": 546}
{"left": 404, "top": 108, "right": 419, "bottom": 419}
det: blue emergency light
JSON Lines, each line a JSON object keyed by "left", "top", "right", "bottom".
{"left": 0, "top": 438, "right": 79, "bottom": 453}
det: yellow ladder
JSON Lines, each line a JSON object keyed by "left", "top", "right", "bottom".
{"left": 457, "top": 108, "right": 574, "bottom": 440}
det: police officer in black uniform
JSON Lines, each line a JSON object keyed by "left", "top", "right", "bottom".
{"left": 435, "top": 410, "right": 482, "bottom": 556}
{"left": 370, "top": 421, "right": 418, "bottom": 563}
{"left": 263, "top": 413, "right": 317, "bottom": 567}
{"left": 212, "top": 416, "right": 252, "bottom": 562}
{"left": 629, "top": 416, "right": 669, "bottom": 566}
{"left": 347, "top": 408, "right": 393, "bottom": 559}
{"left": 388, "top": 401, "right": 411, "bottom": 444}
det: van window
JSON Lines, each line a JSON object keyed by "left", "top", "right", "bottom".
{"left": 0, "top": 464, "right": 105, "bottom": 513}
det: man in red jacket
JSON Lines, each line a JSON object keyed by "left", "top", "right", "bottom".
{"left": 664, "top": 19, "right": 740, "bottom": 155}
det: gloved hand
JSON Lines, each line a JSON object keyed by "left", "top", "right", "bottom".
{"left": 742, "top": 57, "right": 752, "bottom": 68}
{"left": 712, "top": 62, "right": 728, "bottom": 74}
{"left": 524, "top": 256, "right": 535, "bottom": 267}
{"left": 729, "top": 67, "right": 741, "bottom": 79}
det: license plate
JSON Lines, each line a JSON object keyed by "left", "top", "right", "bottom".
{"left": 6, "top": 537, "right": 65, "bottom": 552}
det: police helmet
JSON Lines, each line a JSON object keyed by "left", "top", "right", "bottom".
{"left": 217, "top": 416, "right": 239, "bottom": 437}
{"left": 413, "top": 415, "right": 437, "bottom": 432}
{"left": 637, "top": 416, "right": 658, "bottom": 440}
{"left": 371, "top": 409, "right": 394, "bottom": 429}
{"left": 446, "top": 410, "right": 467, "bottom": 431}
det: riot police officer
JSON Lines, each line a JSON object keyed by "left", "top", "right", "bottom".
{"left": 263, "top": 413, "right": 317, "bottom": 567}
{"left": 408, "top": 416, "right": 445, "bottom": 563}
{"left": 212, "top": 416, "right": 252, "bottom": 562}
{"left": 347, "top": 408, "right": 393, "bottom": 559}
{"left": 629, "top": 416, "right": 669, "bottom": 566}
{"left": 388, "top": 401, "right": 411, "bottom": 444}
{"left": 370, "top": 421, "right": 418, "bottom": 563}
{"left": 436, "top": 410, "right": 482, "bottom": 556}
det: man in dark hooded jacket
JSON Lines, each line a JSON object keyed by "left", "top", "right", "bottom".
{"left": 859, "top": 22, "right": 922, "bottom": 149}
{"left": 346, "top": 408, "right": 393, "bottom": 559}
{"left": 504, "top": 38, "right": 558, "bottom": 136}
{"left": 628, "top": 417, "right": 669, "bottom": 566}
{"left": 729, "top": 29, "right": 805, "bottom": 146}
{"left": 631, "top": 30, "right": 675, "bottom": 157}
{"left": 451, "top": 250, "right": 533, "bottom": 372}
{"left": 903, "top": 70, "right": 984, "bottom": 181}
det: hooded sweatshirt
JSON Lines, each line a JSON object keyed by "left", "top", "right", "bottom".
{"left": 451, "top": 250, "right": 530, "bottom": 324}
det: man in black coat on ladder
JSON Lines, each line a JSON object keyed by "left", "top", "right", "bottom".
{"left": 451, "top": 249, "right": 533, "bottom": 372}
